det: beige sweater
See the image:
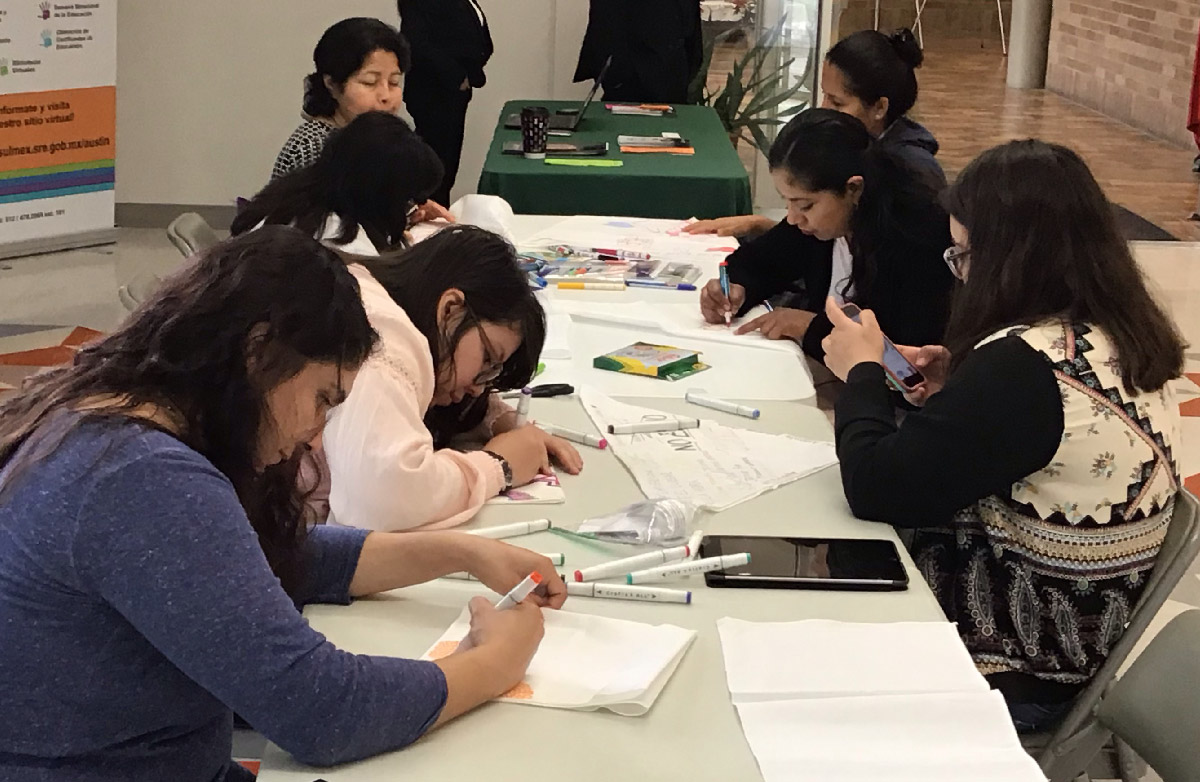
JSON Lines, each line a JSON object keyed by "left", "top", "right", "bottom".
{"left": 317, "top": 264, "right": 507, "bottom": 531}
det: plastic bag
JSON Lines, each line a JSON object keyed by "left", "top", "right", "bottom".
{"left": 576, "top": 498, "right": 697, "bottom": 546}
{"left": 448, "top": 194, "right": 517, "bottom": 244}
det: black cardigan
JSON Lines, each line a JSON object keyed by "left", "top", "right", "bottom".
{"left": 725, "top": 204, "right": 954, "bottom": 360}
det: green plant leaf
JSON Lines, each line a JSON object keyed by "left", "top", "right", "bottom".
{"left": 746, "top": 121, "right": 773, "bottom": 157}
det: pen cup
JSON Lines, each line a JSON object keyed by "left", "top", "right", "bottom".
{"left": 520, "top": 106, "right": 550, "bottom": 159}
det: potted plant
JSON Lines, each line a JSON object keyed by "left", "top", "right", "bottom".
{"left": 688, "top": 13, "right": 817, "bottom": 156}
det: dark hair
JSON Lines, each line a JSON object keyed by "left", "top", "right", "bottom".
{"left": 826, "top": 29, "right": 922, "bottom": 124}
{"left": 232, "top": 112, "right": 443, "bottom": 252}
{"left": 768, "top": 108, "right": 944, "bottom": 301}
{"left": 356, "top": 226, "right": 546, "bottom": 446}
{"left": 304, "top": 17, "right": 411, "bottom": 117}
{"left": 943, "top": 140, "right": 1184, "bottom": 393}
{"left": 0, "top": 227, "right": 379, "bottom": 594}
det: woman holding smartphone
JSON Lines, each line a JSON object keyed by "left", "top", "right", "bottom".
{"left": 699, "top": 108, "right": 954, "bottom": 363}
{"left": 821, "top": 140, "right": 1184, "bottom": 732}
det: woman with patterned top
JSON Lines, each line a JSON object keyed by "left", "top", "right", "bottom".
{"left": 820, "top": 139, "right": 1185, "bottom": 733}
{"left": 271, "top": 18, "right": 452, "bottom": 224}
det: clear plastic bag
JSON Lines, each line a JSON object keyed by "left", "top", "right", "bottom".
{"left": 576, "top": 498, "right": 697, "bottom": 546}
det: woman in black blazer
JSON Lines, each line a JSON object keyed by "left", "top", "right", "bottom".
{"left": 701, "top": 109, "right": 953, "bottom": 362}
{"left": 397, "top": 0, "right": 493, "bottom": 207}
{"left": 575, "top": 0, "right": 702, "bottom": 104}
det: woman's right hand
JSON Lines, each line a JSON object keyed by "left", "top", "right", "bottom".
{"left": 682, "top": 215, "right": 775, "bottom": 237}
{"left": 484, "top": 426, "right": 552, "bottom": 487}
{"left": 895, "top": 344, "right": 952, "bottom": 405}
{"left": 460, "top": 596, "right": 544, "bottom": 693}
{"left": 700, "top": 279, "right": 746, "bottom": 324}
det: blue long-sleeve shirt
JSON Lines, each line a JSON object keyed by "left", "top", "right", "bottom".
{"left": 0, "top": 419, "right": 448, "bottom": 780}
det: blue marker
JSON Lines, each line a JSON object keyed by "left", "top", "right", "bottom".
{"left": 718, "top": 261, "right": 731, "bottom": 325}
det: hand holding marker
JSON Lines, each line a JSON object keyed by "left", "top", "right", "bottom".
{"left": 719, "top": 261, "right": 732, "bottom": 325}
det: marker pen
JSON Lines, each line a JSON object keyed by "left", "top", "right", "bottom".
{"left": 514, "top": 386, "right": 532, "bottom": 427}
{"left": 566, "top": 581, "right": 691, "bottom": 604}
{"left": 626, "top": 553, "right": 751, "bottom": 584}
{"left": 556, "top": 281, "right": 626, "bottom": 291}
{"left": 685, "top": 389, "right": 760, "bottom": 420}
{"left": 685, "top": 529, "right": 705, "bottom": 561}
{"left": 538, "top": 422, "right": 607, "bottom": 449}
{"left": 495, "top": 571, "right": 543, "bottom": 610}
{"left": 467, "top": 519, "right": 552, "bottom": 539}
{"left": 573, "top": 545, "right": 691, "bottom": 582}
{"left": 719, "top": 261, "right": 731, "bottom": 325}
{"left": 607, "top": 418, "right": 700, "bottom": 435}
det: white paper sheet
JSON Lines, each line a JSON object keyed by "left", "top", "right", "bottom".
{"left": 422, "top": 608, "right": 695, "bottom": 715}
{"left": 580, "top": 389, "right": 837, "bottom": 511}
{"left": 735, "top": 692, "right": 1047, "bottom": 782}
{"left": 559, "top": 300, "right": 803, "bottom": 356}
{"left": 717, "top": 618, "right": 990, "bottom": 701}
{"left": 485, "top": 473, "right": 565, "bottom": 505}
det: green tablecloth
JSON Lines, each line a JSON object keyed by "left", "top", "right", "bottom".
{"left": 477, "top": 100, "right": 752, "bottom": 219}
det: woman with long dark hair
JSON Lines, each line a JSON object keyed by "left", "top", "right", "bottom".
{"left": 319, "top": 226, "right": 584, "bottom": 532}
{"left": 700, "top": 108, "right": 954, "bottom": 362}
{"left": 236, "top": 111, "right": 445, "bottom": 255}
{"left": 272, "top": 17, "right": 409, "bottom": 180}
{"left": 0, "top": 227, "right": 563, "bottom": 779}
{"left": 822, "top": 140, "right": 1184, "bottom": 732}
{"left": 686, "top": 27, "right": 941, "bottom": 239}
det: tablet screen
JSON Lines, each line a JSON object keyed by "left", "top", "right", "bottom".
{"left": 700, "top": 535, "right": 908, "bottom": 587}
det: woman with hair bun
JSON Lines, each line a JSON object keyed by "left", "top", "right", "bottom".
{"left": 823, "top": 28, "right": 943, "bottom": 189}
{"left": 271, "top": 18, "right": 410, "bottom": 181}
{"left": 686, "top": 28, "right": 942, "bottom": 239}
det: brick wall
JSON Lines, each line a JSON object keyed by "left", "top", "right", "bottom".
{"left": 835, "top": 0, "right": 1013, "bottom": 46}
{"left": 1046, "top": 0, "right": 1200, "bottom": 147}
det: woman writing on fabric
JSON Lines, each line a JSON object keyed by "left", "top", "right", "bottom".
{"left": 237, "top": 111, "right": 445, "bottom": 256}
{"left": 821, "top": 140, "right": 1184, "bottom": 732}
{"left": 699, "top": 108, "right": 954, "bottom": 361}
{"left": 320, "top": 226, "right": 583, "bottom": 532}
{"left": 0, "top": 227, "right": 564, "bottom": 780}
{"left": 686, "top": 28, "right": 941, "bottom": 239}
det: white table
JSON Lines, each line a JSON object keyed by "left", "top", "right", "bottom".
{"left": 256, "top": 216, "right": 949, "bottom": 781}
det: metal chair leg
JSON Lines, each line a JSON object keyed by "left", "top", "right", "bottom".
{"left": 996, "top": 0, "right": 1008, "bottom": 54}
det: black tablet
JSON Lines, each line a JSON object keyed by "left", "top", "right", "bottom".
{"left": 700, "top": 535, "right": 909, "bottom": 591}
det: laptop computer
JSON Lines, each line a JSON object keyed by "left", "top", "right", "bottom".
{"left": 504, "top": 56, "right": 612, "bottom": 132}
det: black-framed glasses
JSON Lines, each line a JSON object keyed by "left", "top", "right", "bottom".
{"left": 470, "top": 315, "right": 505, "bottom": 386}
{"left": 943, "top": 245, "right": 970, "bottom": 281}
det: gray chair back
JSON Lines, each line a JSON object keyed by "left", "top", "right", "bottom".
{"left": 1096, "top": 609, "right": 1200, "bottom": 782}
{"left": 165, "top": 212, "right": 221, "bottom": 258}
{"left": 1040, "top": 489, "right": 1200, "bottom": 781}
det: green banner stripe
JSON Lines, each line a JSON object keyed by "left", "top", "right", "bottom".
{"left": 0, "top": 159, "right": 115, "bottom": 180}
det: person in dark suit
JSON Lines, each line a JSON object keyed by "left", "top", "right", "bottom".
{"left": 397, "top": 0, "right": 493, "bottom": 207}
{"left": 575, "top": 0, "right": 702, "bottom": 104}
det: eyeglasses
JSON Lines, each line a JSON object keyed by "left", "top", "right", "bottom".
{"left": 943, "top": 245, "right": 970, "bottom": 281}
{"left": 470, "top": 315, "right": 505, "bottom": 387}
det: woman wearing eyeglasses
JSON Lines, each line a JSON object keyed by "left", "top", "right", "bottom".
{"left": 315, "top": 226, "right": 583, "bottom": 533}
{"left": 234, "top": 111, "right": 452, "bottom": 253}
{"left": 821, "top": 140, "right": 1184, "bottom": 732}
{"left": 700, "top": 109, "right": 954, "bottom": 364}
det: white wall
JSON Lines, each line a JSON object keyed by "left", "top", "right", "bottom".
{"left": 116, "top": 0, "right": 592, "bottom": 207}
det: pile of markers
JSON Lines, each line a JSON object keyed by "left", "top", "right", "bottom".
{"left": 446, "top": 519, "right": 751, "bottom": 606}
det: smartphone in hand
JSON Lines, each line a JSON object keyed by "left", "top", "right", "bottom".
{"left": 840, "top": 303, "right": 925, "bottom": 390}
